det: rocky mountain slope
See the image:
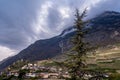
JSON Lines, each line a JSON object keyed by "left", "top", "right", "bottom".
{"left": 0, "top": 11, "right": 120, "bottom": 70}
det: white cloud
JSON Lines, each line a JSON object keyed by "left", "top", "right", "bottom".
{"left": 59, "top": 7, "right": 70, "bottom": 18}
{"left": 0, "top": 46, "right": 17, "bottom": 61}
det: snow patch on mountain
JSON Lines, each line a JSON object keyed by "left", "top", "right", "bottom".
{"left": 60, "top": 27, "right": 75, "bottom": 37}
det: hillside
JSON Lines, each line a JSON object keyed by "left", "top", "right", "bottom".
{"left": 0, "top": 11, "right": 120, "bottom": 70}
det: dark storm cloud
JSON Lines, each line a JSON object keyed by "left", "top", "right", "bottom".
{"left": 0, "top": 0, "right": 45, "bottom": 50}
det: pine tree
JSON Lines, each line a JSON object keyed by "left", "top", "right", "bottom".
{"left": 66, "top": 9, "right": 89, "bottom": 80}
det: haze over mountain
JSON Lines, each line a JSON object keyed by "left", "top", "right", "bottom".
{"left": 0, "top": 11, "right": 120, "bottom": 70}
{"left": 0, "top": 0, "right": 120, "bottom": 61}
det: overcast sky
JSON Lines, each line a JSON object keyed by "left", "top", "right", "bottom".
{"left": 0, "top": 0, "right": 120, "bottom": 61}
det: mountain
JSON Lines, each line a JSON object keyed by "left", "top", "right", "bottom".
{"left": 88, "top": 11, "right": 120, "bottom": 46}
{"left": 0, "top": 11, "right": 120, "bottom": 70}
{"left": 0, "top": 28, "right": 74, "bottom": 71}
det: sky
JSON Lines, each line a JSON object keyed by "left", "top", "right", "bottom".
{"left": 0, "top": 0, "right": 120, "bottom": 61}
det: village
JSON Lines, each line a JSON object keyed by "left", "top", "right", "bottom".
{"left": 0, "top": 59, "right": 109, "bottom": 80}
{"left": 0, "top": 60, "right": 70, "bottom": 79}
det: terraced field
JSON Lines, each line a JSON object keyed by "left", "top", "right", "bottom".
{"left": 86, "top": 46, "right": 120, "bottom": 73}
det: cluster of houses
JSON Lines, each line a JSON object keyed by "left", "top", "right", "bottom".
{"left": 0, "top": 60, "right": 109, "bottom": 79}
{"left": 2, "top": 62, "right": 70, "bottom": 79}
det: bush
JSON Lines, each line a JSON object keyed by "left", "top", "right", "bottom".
{"left": 109, "top": 73, "right": 120, "bottom": 80}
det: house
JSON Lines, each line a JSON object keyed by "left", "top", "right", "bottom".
{"left": 39, "top": 72, "right": 59, "bottom": 79}
{"left": 8, "top": 70, "right": 19, "bottom": 76}
{"left": 26, "top": 73, "right": 37, "bottom": 78}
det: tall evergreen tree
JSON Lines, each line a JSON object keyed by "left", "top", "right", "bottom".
{"left": 66, "top": 9, "right": 89, "bottom": 80}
